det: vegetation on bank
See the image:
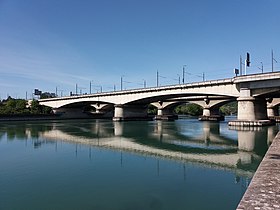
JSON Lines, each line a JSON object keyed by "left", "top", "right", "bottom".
{"left": 219, "top": 102, "right": 237, "bottom": 115}
{"left": 0, "top": 97, "right": 52, "bottom": 116}
{"left": 174, "top": 102, "right": 237, "bottom": 116}
{"left": 174, "top": 104, "right": 203, "bottom": 116}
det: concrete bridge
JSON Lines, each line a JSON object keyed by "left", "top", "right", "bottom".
{"left": 39, "top": 72, "right": 280, "bottom": 126}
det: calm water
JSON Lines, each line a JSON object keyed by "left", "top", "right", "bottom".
{"left": 0, "top": 117, "right": 278, "bottom": 210}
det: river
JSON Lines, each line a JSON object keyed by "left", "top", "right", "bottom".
{"left": 0, "top": 117, "right": 278, "bottom": 210}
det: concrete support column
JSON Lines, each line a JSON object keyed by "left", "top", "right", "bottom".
{"left": 200, "top": 106, "right": 224, "bottom": 121}
{"left": 229, "top": 88, "right": 274, "bottom": 127}
{"left": 237, "top": 97, "right": 268, "bottom": 120}
{"left": 157, "top": 108, "right": 173, "bottom": 116}
{"left": 267, "top": 106, "right": 279, "bottom": 117}
{"left": 157, "top": 108, "right": 163, "bottom": 116}
{"left": 202, "top": 108, "right": 211, "bottom": 117}
{"left": 155, "top": 108, "right": 178, "bottom": 120}
{"left": 113, "top": 104, "right": 148, "bottom": 121}
{"left": 113, "top": 105, "right": 124, "bottom": 121}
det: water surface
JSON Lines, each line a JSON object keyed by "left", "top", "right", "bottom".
{"left": 0, "top": 118, "right": 278, "bottom": 210}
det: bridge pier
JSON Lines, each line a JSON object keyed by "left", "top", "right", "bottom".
{"left": 199, "top": 107, "right": 224, "bottom": 121}
{"left": 154, "top": 108, "right": 178, "bottom": 120}
{"left": 267, "top": 106, "right": 279, "bottom": 117}
{"left": 196, "top": 97, "right": 225, "bottom": 121}
{"left": 150, "top": 101, "right": 178, "bottom": 121}
{"left": 266, "top": 98, "right": 280, "bottom": 122}
{"left": 113, "top": 104, "right": 149, "bottom": 121}
{"left": 229, "top": 89, "right": 275, "bottom": 127}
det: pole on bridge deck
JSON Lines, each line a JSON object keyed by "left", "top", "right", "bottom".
{"left": 156, "top": 70, "right": 159, "bottom": 87}
{"left": 240, "top": 56, "right": 243, "bottom": 75}
{"left": 182, "top": 65, "right": 186, "bottom": 84}
{"left": 89, "top": 81, "right": 91, "bottom": 94}
{"left": 244, "top": 52, "right": 250, "bottom": 75}
{"left": 272, "top": 49, "right": 277, "bottom": 72}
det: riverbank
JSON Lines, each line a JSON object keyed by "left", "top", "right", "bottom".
{"left": 237, "top": 131, "right": 280, "bottom": 209}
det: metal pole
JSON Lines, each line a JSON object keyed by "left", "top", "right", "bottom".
{"left": 157, "top": 70, "right": 159, "bottom": 87}
{"left": 121, "top": 77, "right": 123, "bottom": 90}
{"left": 76, "top": 84, "right": 78, "bottom": 95}
{"left": 240, "top": 56, "right": 243, "bottom": 75}
{"left": 143, "top": 80, "right": 146, "bottom": 88}
{"left": 261, "top": 62, "right": 263, "bottom": 73}
{"left": 244, "top": 59, "right": 247, "bottom": 75}
{"left": 203, "top": 72, "right": 205, "bottom": 81}
{"left": 89, "top": 81, "right": 91, "bottom": 94}
{"left": 272, "top": 49, "right": 274, "bottom": 72}
{"left": 182, "top": 65, "right": 186, "bottom": 84}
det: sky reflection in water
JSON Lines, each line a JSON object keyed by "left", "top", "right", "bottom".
{"left": 0, "top": 118, "right": 278, "bottom": 210}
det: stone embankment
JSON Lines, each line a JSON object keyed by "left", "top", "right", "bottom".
{"left": 237, "top": 131, "right": 280, "bottom": 209}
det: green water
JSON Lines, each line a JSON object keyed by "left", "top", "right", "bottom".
{"left": 0, "top": 118, "right": 278, "bottom": 210}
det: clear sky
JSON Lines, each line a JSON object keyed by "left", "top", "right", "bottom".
{"left": 0, "top": 0, "right": 280, "bottom": 99}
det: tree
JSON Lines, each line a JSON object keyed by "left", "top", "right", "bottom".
{"left": 0, "top": 98, "right": 52, "bottom": 115}
{"left": 175, "top": 104, "right": 203, "bottom": 116}
{"left": 220, "top": 101, "right": 237, "bottom": 115}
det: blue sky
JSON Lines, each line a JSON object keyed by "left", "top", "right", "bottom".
{"left": 0, "top": 0, "right": 280, "bottom": 99}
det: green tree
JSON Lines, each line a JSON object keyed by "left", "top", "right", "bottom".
{"left": 175, "top": 104, "right": 203, "bottom": 116}
{"left": 0, "top": 98, "right": 52, "bottom": 115}
{"left": 30, "top": 100, "right": 41, "bottom": 114}
{"left": 220, "top": 101, "right": 237, "bottom": 115}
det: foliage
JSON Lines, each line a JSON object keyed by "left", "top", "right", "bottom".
{"left": 220, "top": 101, "right": 237, "bottom": 115}
{"left": 0, "top": 98, "right": 52, "bottom": 115}
{"left": 148, "top": 104, "right": 157, "bottom": 115}
{"left": 174, "top": 104, "right": 203, "bottom": 116}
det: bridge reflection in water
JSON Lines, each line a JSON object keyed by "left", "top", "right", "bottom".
{"left": 1, "top": 118, "right": 277, "bottom": 180}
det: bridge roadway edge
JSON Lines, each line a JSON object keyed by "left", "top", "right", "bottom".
{"left": 237, "top": 131, "right": 280, "bottom": 209}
